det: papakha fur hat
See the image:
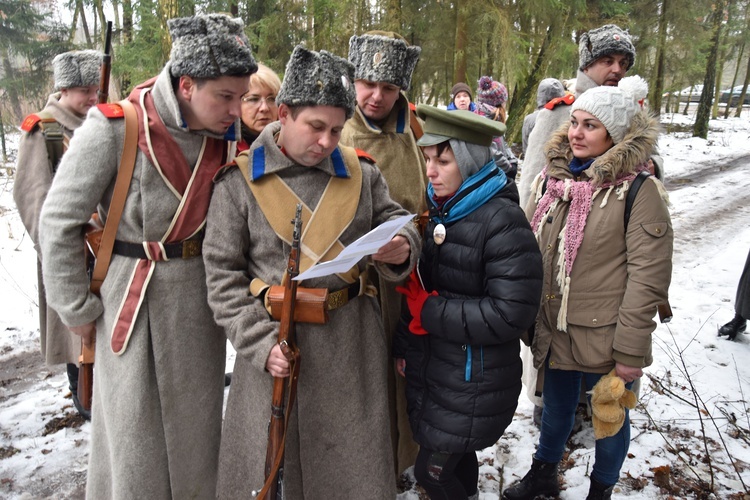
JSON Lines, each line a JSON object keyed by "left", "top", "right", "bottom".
{"left": 348, "top": 31, "right": 421, "bottom": 91}
{"left": 578, "top": 24, "right": 635, "bottom": 71}
{"left": 52, "top": 50, "right": 101, "bottom": 91}
{"left": 168, "top": 14, "right": 256, "bottom": 79}
{"left": 276, "top": 45, "right": 356, "bottom": 119}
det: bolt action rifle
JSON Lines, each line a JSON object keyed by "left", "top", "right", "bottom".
{"left": 79, "top": 20, "right": 113, "bottom": 412}
{"left": 253, "top": 204, "right": 303, "bottom": 500}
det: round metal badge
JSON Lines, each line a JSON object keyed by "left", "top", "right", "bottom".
{"left": 433, "top": 223, "right": 446, "bottom": 245}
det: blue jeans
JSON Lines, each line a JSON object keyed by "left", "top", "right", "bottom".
{"left": 535, "top": 365, "right": 632, "bottom": 486}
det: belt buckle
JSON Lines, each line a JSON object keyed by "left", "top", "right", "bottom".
{"left": 182, "top": 240, "right": 201, "bottom": 259}
{"left": 327, "top": 288, "right": 349, "bottom": 310}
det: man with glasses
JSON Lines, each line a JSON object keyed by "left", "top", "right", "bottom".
{"left": 14, "top": 49, "right": 101, "bottom": 420}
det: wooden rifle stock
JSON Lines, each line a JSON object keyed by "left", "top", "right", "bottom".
{"left": 255, "top": 204, "right": 303, "bottom": 500}
{"left": 78, "top": 19, "right": 113, "bottom": 413}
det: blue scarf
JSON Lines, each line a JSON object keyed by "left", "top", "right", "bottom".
{"left": 427, "top": 161, "right": 507, "bottom": 224}
{"left": 569, "top": 157, "right": 595, "bottom": 176}
{"left": 447, "top": 102, "right": 477, "bottom": 112}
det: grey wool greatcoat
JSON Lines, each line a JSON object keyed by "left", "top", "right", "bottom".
{"left": 39, "top": 65, "right": 226, "bottom": 499}
{"left": 203, "top": 121, "right": 420, "bottom": 500}
{"left": 14, "top": 93, "right": 83, "bottom": 366}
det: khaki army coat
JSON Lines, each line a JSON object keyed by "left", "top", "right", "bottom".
{"left": 14, "top": 93, "right": 83, "bottom": 365}
{"left": 39, "top": 66, "right": 226, "bottom": 499}
{"left": 203, "top": 121, "right": 420, "bottom": 499}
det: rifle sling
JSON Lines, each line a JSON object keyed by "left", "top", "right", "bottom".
{"left": 90, "top": 99, "right": 139, "bottom": 295}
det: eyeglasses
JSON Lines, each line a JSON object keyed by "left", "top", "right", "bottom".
{"left": 241, "top": 95, "right": 277, "bottom": 107}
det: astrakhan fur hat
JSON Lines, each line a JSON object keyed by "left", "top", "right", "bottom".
{"left": 348, "top": 31, "right": 421, "bottom": 91}
{"left": 276, "top": 45, "right": 356, "bottom": 119}
{"left": 52, "top": 50, "right": 101, "bottom": 91}
{"left": 168, "top": 14, "right": 256, "bottom": 79}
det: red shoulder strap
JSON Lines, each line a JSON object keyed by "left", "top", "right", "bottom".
{"left": 20, "top": 114, "right": 45, "bottom": 132}
{"left": 355, "top": 148, "right": 377, "bottom": 164}
{"left": 544, "top": 94, "right": 575, "bottom": 110}
{"left": 97, "top": 103, "right": 126, "bottom": 118}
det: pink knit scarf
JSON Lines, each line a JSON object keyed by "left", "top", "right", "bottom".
{"left": 531, "top": 167, "right": 643, "bottom": 276}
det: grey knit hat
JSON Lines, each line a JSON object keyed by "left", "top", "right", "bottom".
{"left": 536, "top": 78, "right": 566, "bottom": 108}
{"left": 578, "top": 24, "right": 635, "bottom": 71}
{"left": 276, "top": 45, "right": 356, "bottom": 119}
{"left": 348, "top": 31, "right": 421, "bottom": 91}
{"left": 168, "top": 14, "right": 256, "bottom": 79}
{"left": 571, "top": 75, "right": 648, "bottom": 143}
{"left": 52, "top": 50, "right": 101, "bottom": 91}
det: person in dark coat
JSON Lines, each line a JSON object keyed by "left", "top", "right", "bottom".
{"left": 394, "top": 105, "right": 543, "bottom": 499}
{"left": 718, "top": 247, "right": 750, "bottom": 339}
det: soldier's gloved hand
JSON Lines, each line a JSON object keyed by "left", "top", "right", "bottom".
{"left": 396, "top": 270, "right": 437, "bottom": 335}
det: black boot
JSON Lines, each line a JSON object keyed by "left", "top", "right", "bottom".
{"left": 66, "top": 363, "right": 91, "bottom": 421}
{"left": 502, "top": 456, "right": 559, "bottom": 500}
{"left": 586, "top": 477, "right": 614, "bottom": 500}
{"left": 719, "top": 314, "right": 747, "bottom": 340}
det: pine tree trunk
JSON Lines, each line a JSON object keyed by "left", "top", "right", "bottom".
{"left": 734, "top": 53, "right": 750, "bottom": 118}
{"left": 651, "top": 0, "right": 668, "bottom": 116}
{"left": 453, "top": 0, "right": 468, "bottom": 85}
{"left": 724, "top": 41, "right": 744, "bottom": 118}
{"left": 122, "top": 0, "right": 132, "bottom": 43}
{"left": 77, "top": 0, "right": 93, "bottom": 48}
{"left": 694, "top": 0, "right": 726, "bottom": 139}
{"left": 2, "top": 49, "right": 23, "bottom": 122}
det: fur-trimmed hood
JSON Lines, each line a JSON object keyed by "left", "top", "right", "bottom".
{"left": 544, "top": 110, "right": 661, "bottom": 186}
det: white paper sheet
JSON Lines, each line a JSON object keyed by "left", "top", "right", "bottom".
{"left": 293, "top": 213, "right": 415, "bottom": 281}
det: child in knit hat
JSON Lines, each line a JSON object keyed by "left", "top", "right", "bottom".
{"left": 503, "top": 75, "right": 672, "bottom": 500}
{"left": 473, "top": 76, "right": 518, "bottom": 178}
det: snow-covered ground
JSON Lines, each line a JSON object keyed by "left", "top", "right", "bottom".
{"left": 2, "top": 108, "right": 750, "bottom": 499}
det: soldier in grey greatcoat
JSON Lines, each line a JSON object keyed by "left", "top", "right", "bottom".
{"left": 203, "top": 46, "right": 420, "bottom": 499}
{"left": 38, "top": 14, "right": 256, "bottom": 499}
{"left": 14, "top": 49, "right": 101, "bottom": 419}
{"left": 340, "top": 31, "right": 424, "bottom": 478}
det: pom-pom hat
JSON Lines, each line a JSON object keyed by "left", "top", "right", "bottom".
{"left": 571, "top": 75, "right": 648, "bottom": 144}
{"left": 476, "top": 76, "right": 508, "bottom": 107}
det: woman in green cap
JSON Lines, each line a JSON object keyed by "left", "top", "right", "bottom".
{"left": 394, "top": 105, "right": 543, "bottom": 499}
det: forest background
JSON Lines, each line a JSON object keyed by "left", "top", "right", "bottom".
{"left": 2, "top": 0, "right": 750, "bottom": 146}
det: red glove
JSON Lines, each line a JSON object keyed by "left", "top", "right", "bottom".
{"left": 396, "top": 270, "right": 437, "bottom": 335}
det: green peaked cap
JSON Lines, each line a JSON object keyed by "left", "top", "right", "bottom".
{"left": 416, "top": 105, "right": 506, "bottom": 147}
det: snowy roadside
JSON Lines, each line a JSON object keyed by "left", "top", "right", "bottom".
{"left": 2, "top": 112, "right": 750, "bottom": 499}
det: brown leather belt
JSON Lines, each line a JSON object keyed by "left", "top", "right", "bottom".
{"left": 112, "top": 238, "right": 202, "bottom": 259}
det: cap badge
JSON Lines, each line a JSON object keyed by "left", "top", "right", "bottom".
{"left": 373, "top": 52, "right": 383, "bottom": 65}
{"left": 341, "top": 75, "right": 350, "bottom": 90}
{"left": 235, "top": 35, "right": 245, "bottom": 46}
{"left": 613, "top": 34, "right": 621, "bottom": 41}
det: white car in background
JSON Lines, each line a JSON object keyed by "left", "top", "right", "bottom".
{"left": 663, "top": 85, "right": 704, "bottom": 103}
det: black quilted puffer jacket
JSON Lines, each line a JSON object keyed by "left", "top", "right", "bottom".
{"left": 394, "top": 179, "right": 543, "bottom": 453}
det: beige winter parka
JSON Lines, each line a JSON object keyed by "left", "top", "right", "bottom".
{"left": 525, "top": 111, "right": 673, "bottom": 376}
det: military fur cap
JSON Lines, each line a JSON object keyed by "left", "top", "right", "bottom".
{"left": 168, "top": 14, "right": 256, "bottom": 79}
{"left": 348, "top": 31, "right": 421, "bottom": 91}
{"left": 276, "top": 45, "right": 356, "bottom": 119}
{"left": 52, "top": 50, "right": 101, "bottom": 91}
{"left": 579, "top": 24, "right": 635, "bottom": 71}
